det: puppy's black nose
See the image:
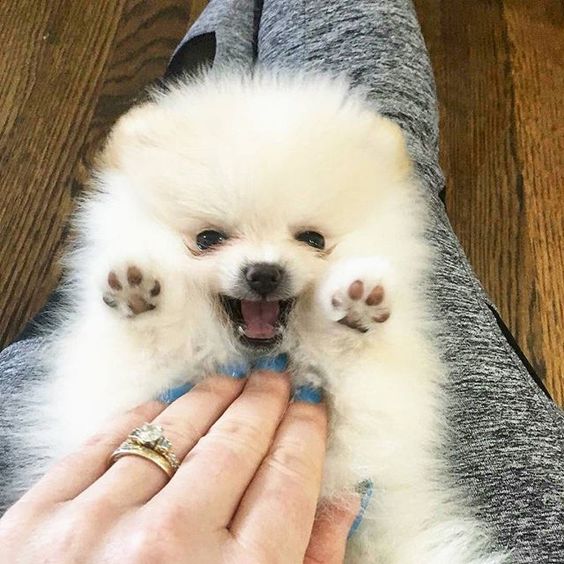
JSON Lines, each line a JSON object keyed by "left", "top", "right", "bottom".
{"left": 245, "top": 263, "right": 283, "bottom": 296}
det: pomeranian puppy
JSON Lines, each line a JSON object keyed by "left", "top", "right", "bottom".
{"left": 12, "top": 72, "right": 505, "bottom": 563}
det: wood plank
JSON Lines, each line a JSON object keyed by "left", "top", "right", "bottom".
{"left": 0, "top": 0, "right": 127, "bottom": 346}
{"left": 503, "top": 0, "right": 564, "bottom": 404}
{"left": 0, "top": 0, "right": 198, "bottom": 347}
{"left": 415, "top": 0, "right": 563, "bottom": 404}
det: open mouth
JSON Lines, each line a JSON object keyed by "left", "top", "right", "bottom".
{"left": 220, "top": 296, "right": 295, "bottom": 348}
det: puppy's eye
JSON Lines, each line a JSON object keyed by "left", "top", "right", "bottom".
{"left": 295, "top": 231, "right": 325, "bottom": 250}
{"left": 196, "top": 230, "right": 228, "bottom": 251}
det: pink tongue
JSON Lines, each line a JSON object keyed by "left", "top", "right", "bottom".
{"left": 240, "top": 300, "right": 280, "bottom": 339}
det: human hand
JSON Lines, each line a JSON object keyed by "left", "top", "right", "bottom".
{"left": 0, "top": 363, "right": 358, "bottom": 563}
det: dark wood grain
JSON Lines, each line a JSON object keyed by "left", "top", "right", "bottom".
{"left": 0, "top": 0, "right": 126, "bottom": 345}
{"left": 1, "top": 1, "right": 562, "bottom": 404}
{"left": 503, "top": 0, "right": 564, "bottom": 405}
{"left": 0, "top": 0, "right": 201, "bottom": 346}
{"left": 415, "top": 0, "right": 563, "bottom": 404}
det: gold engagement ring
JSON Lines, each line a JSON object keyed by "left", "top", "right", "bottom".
{"left": 109, "top": 422, "right": 180, "bottom": 479}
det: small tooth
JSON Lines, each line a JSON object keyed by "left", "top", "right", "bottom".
{"left": 237, "top": 325, "right": 246, "bottom": 336}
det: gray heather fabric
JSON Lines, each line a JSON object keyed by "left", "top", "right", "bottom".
{"left": 171, "top": 0, "right": 259, "bottom": 71}
{"left": 1, "top": 1, "right": 562, "bottom": 562}
{"left": 0, "top": 339, "right": 44, "bottom": 506}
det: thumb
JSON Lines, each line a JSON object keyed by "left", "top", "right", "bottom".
{"left": 304, "top": 494, "right": 360, "bottom": 564}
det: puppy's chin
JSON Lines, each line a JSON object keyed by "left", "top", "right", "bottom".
{"left": 219, "top": 295, "right": 296, "bottom": 355}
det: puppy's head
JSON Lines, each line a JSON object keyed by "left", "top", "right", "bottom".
{"left": 98, "top": 74, "right": 411, "bottom": 353}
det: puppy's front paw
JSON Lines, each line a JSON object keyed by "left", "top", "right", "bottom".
{"left": 103, "top": 265, "right": 161, "bottom": 318}
{"left": 319, "top": 258, "right": 391, "bottom": 333}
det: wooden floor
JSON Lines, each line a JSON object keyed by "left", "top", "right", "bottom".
{"left": 0, "top": 1, "right": 562, "bottom": 404}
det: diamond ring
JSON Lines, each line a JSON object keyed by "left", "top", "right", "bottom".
{"left": 109, "top": 423, "right": 180, "bottom": 478}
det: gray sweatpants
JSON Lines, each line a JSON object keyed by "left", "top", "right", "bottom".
{"left": 1, "top": 1, "right": 563, "bottom": 561}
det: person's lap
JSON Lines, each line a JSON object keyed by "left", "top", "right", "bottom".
{"left": 1, "top": 0, "right": 562, "bottom": 560}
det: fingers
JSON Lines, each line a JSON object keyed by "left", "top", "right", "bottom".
{"left": 79, "top": 375, "right": 245, "bottom": 507}
{"left": 150, "top": 370, "right": 291, "bottom": 524}
{"left": 16, "top": 401, "right": 165, "bottom": 510}
{"left": 229, "top": 399, "right": 328, "bottom": 563}
{"left": 304, "top": 495, "right": 360, "bottom": 564}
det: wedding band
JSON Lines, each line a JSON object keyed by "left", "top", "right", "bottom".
{"left": 110, "top": 442, "right": 175, "bottom": 478}
{"left": 109, "top": 422, "right": 180, "bottom": 478}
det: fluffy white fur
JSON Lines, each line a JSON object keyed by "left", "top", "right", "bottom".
{"left": 20, "top": 72, "right": 505, "bottom": 563}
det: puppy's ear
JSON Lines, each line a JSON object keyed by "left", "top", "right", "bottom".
{"left": 96, "top": 102, "right": 171, "bottom": 170}
{"left": 368, "top": 115, "right": 412, "bottom": 179}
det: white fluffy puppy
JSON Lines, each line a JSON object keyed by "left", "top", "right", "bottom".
{"left": 29, "top": 72, "right": 503, "bottom": 563}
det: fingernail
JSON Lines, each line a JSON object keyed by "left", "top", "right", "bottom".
{"left": 217, "top": 361, "right": 250, "bottom": 379}
{"left": 348, "top": 480, "right": 374, "bottom": 539}
{"left": 157, "top": 382, "right": 193, "bottom": 404}
{"left": 293, "top": 385, "right": 323, "bottom": 404}
{"left": 254, "top": 353, "right": 288, "bottom": 372}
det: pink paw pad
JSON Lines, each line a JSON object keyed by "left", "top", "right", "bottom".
{"left": 103, "top": 265, "right": 161, "bottom": 317}
{"left": 334, "top": 280, "right": 391, "bottom": 333}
